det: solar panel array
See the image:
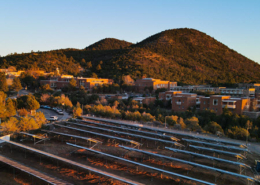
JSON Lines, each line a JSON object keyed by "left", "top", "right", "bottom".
{"left": 0, "top": 115, "right": 254, "bottom": 184}
{"left": 165, "top": 147, "right": 250, "bottom": 168}
{"left": 67, "top": 122, "right": 184, "bottom": 147}
{"left": 118, "top": 145, "right": 257, "bottom": 182}
{"left": 19, "top": 132, "right": 46, "bottom": 140}
{"left": 76, "top": 120, "right": 180, "bottom": 141}
{"left": 189, "top": 145, "right": 246, "bottom": 159}
{"left": 67, "top": 142, "right": 216, "bottom": 185}
{"left": 0, "top": 154, "right": 71, "bottom": 185}
{"left": 52, "top": 123, "right": 141, "bottom": 146}
{"left": 83, "top": 116, "right": 247, "bottom": 148}
{"left": 42, "top": 130, "right": 102, "bottom": 144}
{"left": 0, "top": 139, "right": 144, "bottom": 185}
{"left": 182, "top": 138, "right": 248, "bottom": 152}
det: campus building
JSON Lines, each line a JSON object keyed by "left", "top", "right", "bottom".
{"left": 200, "top": 95, "right": 250, "bottom": 115}
{"left": 40, "top": 75, "right": 113, "bottom": 91}
{"left": 132, "top": 97, "right": 156, "bottom": 105}
{"left": 135, "top": 78, "right": 177, "bottom": 93}
{"left": 172, "top": 93, "right": 198, "bottom": 112}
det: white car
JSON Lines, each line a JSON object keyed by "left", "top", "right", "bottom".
{"left": 48, "top": 116, "right": 58, "bottom": 121}
{"left": 57, "top": 111, "right": 64, "bottom": 115}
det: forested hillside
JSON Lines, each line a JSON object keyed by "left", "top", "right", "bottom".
{"left": 85, "top": 38, "right": 132, "bottom": 51}
{"left": 1, "top": 28, "right": 260, "bottom": 84}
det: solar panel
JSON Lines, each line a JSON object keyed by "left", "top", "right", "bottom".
{"left": 189, "top": 145, "right": 246, "bottom": 159}
{"left": 84, "top": 116, "right": 246, "bottom": 148}
{"left": 67, "top": 122, "right": 184, "bottom": 147}
{"left": 165, "top": 147, "right": 250, "bottom": 169}
{"left": 192, "top": 136, "right": 247, "bottom": 148}
{"left": 0, "top": 139, "right": 144, "bottom": 185}
{"left": 182, "top": 138, "right": 248, "bottom": 152}
{"left": 20, "top": 132, "right": 47, "bottom": 140}
{"left": 66, "top": 142, "right": 216, "bottom": 185}
{"left": 52, "top": 123, "right": 141, "bottom": 146}
{"left": 42, "top": 130, "right": 102, "bottom": 144}
{"left": 76, "top": 120, "right": 180, "bottom": 141}
{"left": 118, "top": 146, "right": 257, "bottom": 182}
{"left": 0, "top": 154, "right": 71, "bottom": 185}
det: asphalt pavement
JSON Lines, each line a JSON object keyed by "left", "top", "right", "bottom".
{"left": 38, "top": 108, "right": 71, "bottom": 121}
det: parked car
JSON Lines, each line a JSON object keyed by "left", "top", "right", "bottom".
{"left": 57, "top": 111, "right": 64, "bottom": 115}
{"left": 48, "top": 116, "right": 58, "bottom": 121}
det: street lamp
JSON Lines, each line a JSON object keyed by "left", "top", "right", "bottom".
{"left": 246, "top": 121, "right": 252, "bottom": 146}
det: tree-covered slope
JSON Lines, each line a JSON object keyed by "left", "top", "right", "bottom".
{"left": 85, "top": 38, "right": 132, "bottom": 51}
{"left": 1, "top": 28, "right": 260, "bottom": 84}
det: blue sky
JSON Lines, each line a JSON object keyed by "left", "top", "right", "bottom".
{"left": 1, "top": 0, "right": 260, "bottom": 63}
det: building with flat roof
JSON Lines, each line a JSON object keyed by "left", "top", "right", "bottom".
{"left": 172, "top": 93, "right": 198, "bottom": 112}
{"left": 219, "top": 88, "right": 255, "bottom": 98}
{"left": 135, "top": 78, "right": 177, "bottom": 93}
{"left": 200, "top": 95, "right": 250, "bottom": 115}
{"left": 159, "top": 91, "right": 182, "bottom": 102}
{"left": 40, "top": 75, "right": 113, "bottom": 91}
{"left": 132, "top": 97, "right": 156, "bottom": 105}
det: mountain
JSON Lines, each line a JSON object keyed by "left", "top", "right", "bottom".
{"left": 1, "top": 28, "right": 260, "bottom": 85}
{"left": 85, "top": 38, "right": 132, "bottom": 51}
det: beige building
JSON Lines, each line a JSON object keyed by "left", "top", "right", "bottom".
{"left": 135, "top": 78, "right": 177, "bottom": 93}
{"left": 40, "top": 75, "right": 113, "bottom": 91}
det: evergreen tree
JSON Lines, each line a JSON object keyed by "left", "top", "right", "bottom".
{"left": 96, "top": 64, "right": 102, "bottom": 71}
{"left": 0, "top": 91, "right": 7, "bottom": 120}
{"left": 11, "top": 77, "right": 22, "bottom": 93}
{"left": 5, "top": 98, "right": 16, "bottom": 117}
{"left": 86, "top": 61, "right": 92, "bottom": 69}
{"left": 26, "top": 94, "right": 40, "bottom": 112}
{"left": 18, "top": 115, "right": 38, "bottom": 131}
{"left": 69, "top": 78, "right": 77, "bottom": 91}
{"left": 1, "top": 117, "right": 19, "bottom": 134}
{"left": 34, "top": 111, "right": 46, "bottom": 127}
{"left": 81, "top": 59, "right": 86, "bottom": 65}
{"left": 91, "top": 73, "right": 98, "bottom": 78}
{"left": 0, "top": 72, "right": 8, "bottom": 92}
{"left": 73, "top": 102, "right": 82, "bottom": 118}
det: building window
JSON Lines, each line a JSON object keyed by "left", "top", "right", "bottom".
{"left": 179, "top": 106, "right": 180, "bottom": 109}
{"left": 216, "top": 108, "right": 218, "bottom": 112}
{"left": 204, "top": 101, "right": 206, "bottom": 105}
{"left": 213, "top": 99, "right": 218, "bottom": 105}
{"left": 182, "top": 106, "right": 184, "bottom": 109}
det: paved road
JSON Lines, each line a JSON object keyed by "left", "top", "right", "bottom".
{"left": 38, "top": 108, "right": 71, "bottom": 121}
{"left": 83, "top": 116, "right": 260, "bottom": 155}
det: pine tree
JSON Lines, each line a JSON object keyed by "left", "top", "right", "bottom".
{"left": 11, "top": 77, "right": 22, "bottom": 93}
{"left": 96, "top": 64, "right": 102, "bottom": 71}
{"left": 26, "top": 94, "right": 40, "bottom": 112}
{"left": 34, "top": 111, "right": 46, "bottom": 127}
{"left": 5, "top": 98, "right": 16, "bottom": 117}
{"left": 86, "top": 61, "right": 92, "bottom": 69}
{"left": 0, "top": 72, "right": 8, "bottom": 92}
{"left": 69, "top": 78, "right": 77, "bottom": 91}
{"left": 73, "top": 102, "right": 82, "bottom": 118}
{"left": 0, "top": 91, "right": 7, "bottom": 120}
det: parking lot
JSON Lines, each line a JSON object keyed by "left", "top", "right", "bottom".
{"left": 37, "top": 108, "right": 70, "bottom": 121}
